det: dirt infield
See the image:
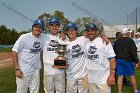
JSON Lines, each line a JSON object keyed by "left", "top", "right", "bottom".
{"left": 0, "top": 52, "right": 13, "bottom": 69}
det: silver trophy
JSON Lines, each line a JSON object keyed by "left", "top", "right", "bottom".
{"left": 53, "top": 44, "right": 67, "bottom": 68}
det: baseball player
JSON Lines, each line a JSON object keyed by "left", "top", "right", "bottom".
{"left": 65, "top": 22, "right": 88, "bottom": 93}
{"left": 12, "top": 18, "right": 45, "bottom": 93}
{"left": 42, "top": 17, "right": 68, "bottom": 93}
{"left": 85, "top": 23, "right": 116, "bottom": 93}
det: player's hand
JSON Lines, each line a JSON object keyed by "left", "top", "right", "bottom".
{"left": 59, "top": 31, "right": 66, "bottom": 41}
{"left": 107, "top": 75, "right": 115, "bottom": 86}
{"left": 16, "top": 69, "right": 23, "bottom": 78}
{"left": 101, "top": 35, "right": 110, "bottom": 44}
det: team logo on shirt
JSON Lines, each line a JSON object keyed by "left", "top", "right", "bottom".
{"left": 88, "top": 46, "right": 99, "bottom": 60}
{"left": 47, "top": 40, "right": 59, "bottom": 52}
{"left": 33, "top": 41, "right": 41, "bottom": 48}
{"left": 49, "top": 40, "right": 58, "bottom": 47}
{"left": 88, "top": 46, "right": 97, "bottom": 54}
{"left": 30, "top": 41, "right": 41, "bottom": 54}
{"left": 71, "top": 44, "right": 84, "bottom": 58}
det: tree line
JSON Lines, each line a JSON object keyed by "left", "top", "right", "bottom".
{"left": 0, "top": 25, "right": 28, "bottom": 45}
{"left": 0, "top": 10, "right": 104, "bottom": 45}
{"left": 1, "top": 10, "right": 140, "bottom": 45}
{"left": 38, "top": 10, "right": 104, "bottom": 35}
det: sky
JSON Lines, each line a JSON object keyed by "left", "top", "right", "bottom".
{"left": 0, "top": 0, "right": 140, "bottom": 32}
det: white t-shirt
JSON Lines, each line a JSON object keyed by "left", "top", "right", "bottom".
{"left": 85, "top": 37, "right": 116, "bottom": 84}
{"left": 66, "top": 36, "right": 88, "bottom": 80}
{"left": 133, "top": 38, "right": 140, "bottom": 52}
{"left": 42, "top": 34, "right": 67, "bottom": 75}
{"left": 12, "top": 32, "right": 43, "bottom": 76}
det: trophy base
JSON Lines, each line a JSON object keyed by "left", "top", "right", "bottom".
{"left": 52, "top": 65, "right": 67, "bottom": 69}
{"left": 54, "top": 60, "right": 66, "bottom": 66}
{"left": 53, "top": 60, "right": 67, "bottom": 69}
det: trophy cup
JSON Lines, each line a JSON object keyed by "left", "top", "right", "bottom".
{"left": 53, "top": 44, "right": 67, "bottom": 69}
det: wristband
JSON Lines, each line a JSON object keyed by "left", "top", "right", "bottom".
{"left": 110, "top": 68, "right": 115, "bottom": 72}
{"left": 16, "top": 68, "right": 20, "bottom": 70}
{"left": 110, "top": 69, "right": 115, "bottom": 73}
{"left": 110, "top": 68, "right": 115, "bottom": 70}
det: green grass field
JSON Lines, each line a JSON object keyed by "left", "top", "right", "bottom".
{"left": 0, "top": 48, "right": 140, "bottom": 93}
{"left": 1, "top": 66, "right": 140, "bottom": 93}
{"left": 0, "top": 66, "right": 45, "bottom": 93}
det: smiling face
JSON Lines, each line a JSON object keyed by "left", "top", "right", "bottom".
{"left": 67, "top": 28, "right": 77, "bottom": 41}
{"left": 135, "top": 34, "right": 140, "bottom": 39}
{"left": 49, "top": 24, "right": 60, "bottom": 36}
{"left": 32, "top": 25, "right": 43, "bottom": 37}
{"left": 86, "top": 29, "right": 97, "bottom": 41}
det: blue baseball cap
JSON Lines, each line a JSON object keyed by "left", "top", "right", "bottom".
{"left": 85, "top": 23, "right": 97, "bottom": 31}
{"left": 66, "top": 22, "right": 78, "bottom": 30}
{"left": 49, "top": 17, "right": 60, "bottom": 25}
{"left": 33, "top": 19, "right": 45, "bottom": 28}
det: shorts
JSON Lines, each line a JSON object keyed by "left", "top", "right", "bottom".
{"left": 116, "top": 59, "right": 135, "bottom": 76}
